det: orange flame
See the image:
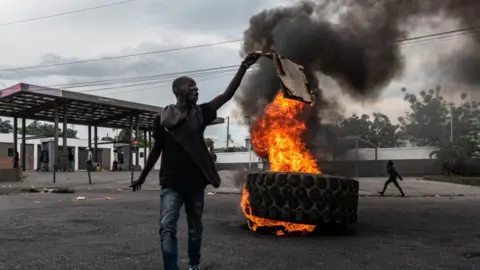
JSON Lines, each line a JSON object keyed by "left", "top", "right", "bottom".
{"left": 241, "top": 91, "right": 320, "bottom": 235}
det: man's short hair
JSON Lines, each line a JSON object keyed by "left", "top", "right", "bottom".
{"left": 172, "top": 76, "right": 192, "bottom": 96}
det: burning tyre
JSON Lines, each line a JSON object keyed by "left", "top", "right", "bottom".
{"left": 245, "top": 172, "right": 358, "bottom": 226}
{"left": 241, "top": 90, "right": 359, "bottom": 235}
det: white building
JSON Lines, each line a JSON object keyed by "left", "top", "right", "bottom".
{"left": 0, "top": 133, "right": 156, "bottom": 170}
{"left": 214, "top": 147, "right": 438, "bottom": 164}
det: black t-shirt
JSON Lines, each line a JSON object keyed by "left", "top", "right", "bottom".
{"left": 68, "top": 152, "right": 74, "bottom": 161}
{"left": 153, "top": 103, "right": 217, "bottom": 190}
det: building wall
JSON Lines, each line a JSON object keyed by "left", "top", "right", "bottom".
{"left": 0, "top": 142, "right": 13, "bottom": 168}
{"left": 341, "top": 147, "right": 438, "bottom": 160}
{"left": 215, "top": 147, "right": 438, "bottom": 164}
{"left": 216, "top": 159, "right": 442, "bottom": 177}
{"left": 0, "top": 133, "right": 116, "bottom": 170}
{"left": 20, "top": 144, "right": 34, "bottom": 170}
{"left": 214, "top": 147, "right": 442, "bottom": 176}
{"left": 216, "top": 151, "right": 261, "bottom": 164}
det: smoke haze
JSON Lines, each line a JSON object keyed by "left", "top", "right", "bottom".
{"left": 235, "top": 0, "right": 480, "bottom": 119}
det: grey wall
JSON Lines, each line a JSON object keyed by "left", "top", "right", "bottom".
{"left": 20, "top": 144, "right": 34, "bottom": 170}
{"left": 0, "top": 142, "right": 34, "bottom": 170}
{"left": 0, "top": 142, "right": 12, "bottom": 157}
{"left": 216, "top": 159, "right": 443, "bottom": 177}
{"left": 78, "top": 148, "right": 88, "bottom": 170}
{"left": 101, "top": 148, "right": 111, "bottom": 170}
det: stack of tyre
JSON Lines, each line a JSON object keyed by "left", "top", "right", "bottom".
{"left": 245, "top": 171, "right": 359, "bottom": 226}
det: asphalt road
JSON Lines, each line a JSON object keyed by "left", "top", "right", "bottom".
{"left": 0, "top": 191, "right": 479, "bottom": 270}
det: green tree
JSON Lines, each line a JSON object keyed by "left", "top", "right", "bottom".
{"left": 101, "top": 134, "right": 114, "bottom": 141}
{"left": 116, "top": 128, "right": 152, "bottom": 147}
{"left": 399, "top": 86, "right": 480, "bottom": 173}
{"left": 397, "top": 86, "right": 450, "bottom": 147}
{"left": 20, "top": 120, "right": 77, "bottom": 138}
{"left": 398, "top": 86, "right": 480, "bottom": 148}
{"left": 204, "top": 137, "right": 214, "bottom": 149}
{"left": 0, "top": 118, "right": 13, "bottom": 133}
{"left": 337, "top": 113, "right": 401, "bottom": 147}
{"left": 225, "top": 146, "right": 247, "bottom": 152}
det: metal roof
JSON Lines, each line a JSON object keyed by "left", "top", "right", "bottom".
{"left": 0, "top": 83, "right": 224, "bottom": 130}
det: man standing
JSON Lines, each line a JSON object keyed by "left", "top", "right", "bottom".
{"left": 118, "top": 150, "right": 124, "bottom": 171}
{"left": 12, "top": 151, "right": 19, "bottom": 169}
{"left": 68, "top": 148, "right": 75, "bottom": 172}
{"left": 130, "top": 52, "right": 260, "bottom": 270}
{"left": 86, "top": 148, "right": 92, "bottom": 172}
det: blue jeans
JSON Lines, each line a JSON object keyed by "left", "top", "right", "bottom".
{"left": 160, "top": 188, "right": 205, "bottom": 270}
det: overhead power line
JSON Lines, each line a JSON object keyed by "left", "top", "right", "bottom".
{"left": 0, "top": 0, "right": 140, "bottom": 27}
{"left": 0, "top": 39, "right": 243, "bottom": 72}
{"left": 21, "top": 25, "right": 479, "bottom": 92}
{"left": 3, "top": 23, "right": 479, "bottom": 99}
{"left": 394, "top": 25, "right": 480, "bottom": 44}
{"left": 51, "top": 64, "right": 243, "bottom": 89}
{"left": 0, "top": 24, "right": 478, "bottom": 73}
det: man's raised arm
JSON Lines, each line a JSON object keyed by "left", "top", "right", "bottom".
{"left": 208, "top": 52, "right": 260, "bottom": 111}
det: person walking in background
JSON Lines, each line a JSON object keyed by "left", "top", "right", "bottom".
{"left": 12, "top": 151, "right": 23, "bottom": 181}
{"left": 118, "top": 151, "right": 124, "bottom": 171}
{"left": 378, "top": 160, "right": 405, "bottom": 197}
{"left": 86, "top": 148, "right": 93, "bottom": 172}
{"left": 12, "top": 151, "right": 19, "bottom": 169}
{"left": 68, "top": 148, "right": 75, "bottom": 172}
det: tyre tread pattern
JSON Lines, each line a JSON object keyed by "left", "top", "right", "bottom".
{"left": 246, "top": 172, "right": 359, "bottom": 225}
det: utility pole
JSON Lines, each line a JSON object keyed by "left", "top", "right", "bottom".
{"left": 246, "top": 116, "right": 252, "bottom": 171}
{"left": 226, "top": 116, "right": 230, "bottom": 149}
{"left": 450, "top": 104, "right": 454, "bottom": 142}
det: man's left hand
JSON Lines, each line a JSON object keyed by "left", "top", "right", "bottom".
{"left": 242, "top": 52, "right": 261, "bottom": 68}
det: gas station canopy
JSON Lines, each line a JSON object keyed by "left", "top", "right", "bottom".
{"left": 0, "top": 83, "right": 224, "bottom": 130}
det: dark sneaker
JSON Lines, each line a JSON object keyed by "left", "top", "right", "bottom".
{"left": 377, "top": 191, "right": 384, "bottom": 196}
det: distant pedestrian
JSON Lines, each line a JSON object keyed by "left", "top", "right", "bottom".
{"left": 118, "top": 151, "right": 124, "bottom": 171}
{"left": 113, "top": 149, "right": 118, "bottom": 171}
{"left": 86, "top": 148, "right": 93, "bottom": 171}
{"left": 378, "top": 160, "right": 405, "bottom": 197}
{"left": 13, "top": 151, "right": 19, "bottom": 169}
{"left": 41, "top": 150, "right": 49, "bottom": 172}
{"left": 68, "top": 149, "right": 75, "bottom": 172}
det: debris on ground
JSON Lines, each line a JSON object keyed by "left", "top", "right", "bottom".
{"left": 21, "top": 188, "right": 41, "bottom": 193}
{"left": 73, "top": 196, "right": 87, "bottom": 201}
{"left": 20, "top": 187, "right": 75, "bottom": 194}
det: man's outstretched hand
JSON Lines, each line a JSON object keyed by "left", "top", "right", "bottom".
{"left": 130, "top": 177, "right": 146, "bottom": 192}
{"left": 242, "top": 51, "right": 261, "bottom": 68}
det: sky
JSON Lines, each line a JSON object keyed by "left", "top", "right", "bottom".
{"left": 0, "top": 0, "right": 472, "bottom": 148}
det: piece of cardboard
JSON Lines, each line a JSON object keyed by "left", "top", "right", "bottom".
{"left": 271, "top": 53, "right": 315, "bottom": 104}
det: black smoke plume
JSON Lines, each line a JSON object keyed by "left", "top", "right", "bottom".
{"left": 235, "top": 0, "right": 480, "bottom": 155}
